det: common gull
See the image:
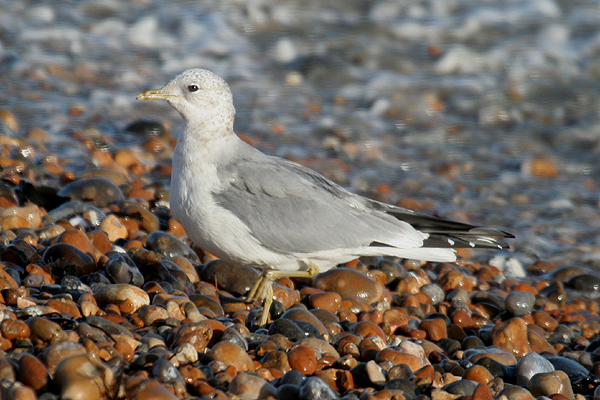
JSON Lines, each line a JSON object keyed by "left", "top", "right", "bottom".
{"left": 138, "top": 68, "right": 512, "bottom": 326}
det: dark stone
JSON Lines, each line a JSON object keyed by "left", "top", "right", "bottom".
{"left": 567, "top": 273, "right": 600, "bottom": 296}
{"left": 152, "top": 358, "right": 185, "bottom": 387}
{"left": 384, "top": 378, "right": 419, "bottom": 395}
{"left": 545, "top": 356, "right": 590, "bottom": 381}
{"left": 443, "top": 379, "right": 477, "bottom": 397}
{"left": 277, "top": 384, "right": 300, "bottom": 400}
{"left": 201, "top": 260, "right": 260, "bottom": 297}
{"left": 268, "top": 318, "right": 306, "bottom": 342}
{"left": 423, "top": 312, "right": 451, "bottom": 327}
{"left": 2, "top": 239, "right": 37, "bottom": 267}
{"left": 375, "top": 259, "right": 406, "bottom": 285}
{"left": 128, "top": 247, "right": 191, "bottom": 292}
{"left": 145, "top": 231, "right": 199, "bottom": 263}
{"left": 43, "top": 243, "right": 95, "bottom": 278}
{"left": 437, "top": 338, "right": 461, "bottom": 356}
{"left": 189, "top": 294, "right": 225, "bottom": 317}
{"left": 125, "top": 119, "right": 166, "bottom": 137}
{"left": 462, "top": 336, "right": 484, "bottom": 350}
{"left": 279, "top": 369, "right": 305, "bottom": 386}
{"left": 221, "top": 328, "right": 248, "bottom": 351}
{"left": 105, "top": 252, "right": 144, "bottom": 286}
{"left": 471, "top": 291, "right": 506, "bottom": 310}
{"left": 293, "top": 320, "right": 322, "bottom": 339}
{"left": 299, "top": 376, "right": 337, "bottom": 400}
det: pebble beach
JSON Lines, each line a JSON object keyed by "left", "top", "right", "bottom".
{"left": 1, "top": 1, "right": 600, "bottom": 399}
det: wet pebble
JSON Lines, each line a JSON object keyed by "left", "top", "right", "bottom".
{"left": 528, "top": 370, "right": 574, "bottom": 399}
{"left": 210, "top": 341, "right": 255, "bottom": 372}
{"left": 421, "top": 283, "right": 445, "bottom": 305}
{"left": 201, "top": 260, "right": 260, "bottom": 296}
{"left": 54, "top": 354, "right": 114, "bottom": 400}
{"left": 227, "top": 372, "right": 276, "bottom": 400}
{"left": 492, "top": 317, "right": 531, "bottom": 357}
{"left": 104, "top": 252, "right": 144, "bottom": 286}
{"left": 314, "top": 268, "right": 383, "bottom": 304}
{"left": 269, "top": 318, "right": 307, "bottom": 342}
{"left": 43, "top": 243, "right": 96, "bottom": 278}
{"left": 146, "top": 231, "right": 200, "bottom": 263}
{"left": 515, "top": 352, "right": 555, "bottom": 387}
{"left": 299, "top": 376, "right": 338, "bottom": 400}
{"left": 545, "top": 356, "right": 590, "bottom": 381}
{"left": 443, "top": 379, "right": 478, "bottom": 397}
{"left": 94, "top": 283, "right": 150, "bottom": 312}
{"left": 27, "top": 317, "right": 67, "bottom": 346}
{"left": 288, "top": 344, "right": 317, "bottom": 375}
{"left": 505, "top": 291, "right": 536, "bottom": 316}
{"left": 18, "top": 354, "right": 50, "bottom": 392}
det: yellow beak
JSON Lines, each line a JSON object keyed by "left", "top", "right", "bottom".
{"left": 136, "top": 89, "right": 175, "bottom": 101}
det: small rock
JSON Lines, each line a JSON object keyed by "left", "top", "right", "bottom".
{"left": 54, "top": 354, "right": 115, "bottom": 400}
{"left": 299, "top": 376, "right": 338, "bottom": 400}
{"left": 492, "top": 317, "right": 532, "bottom": 357}
{"left": 314, "top": 268, "right": 383, "bottom": 304}
{"left": 43, "top": 243, "right": 96, "bottom": 278}
{"left": 529, "top": 370, "right": 574, "bottom": 399}
{"left": 18, "top": 354, "right": 50, "bottom": 392}
{"left": 98, "top": 214, "right": 128, "bottom": 241}
{"left": 201, "top": 260, "right": 260, "bottom": 296}
{"left": 227, "top": 372, "right": 276, "bottom": 400}
{"left": 210, "top": 341, "right": 255, "bottom": 372}
{"left": 505, "top": 292, "right": 535, "bottom": 317}
{"left": 287, "top": 344, "right": 317, "bottom": 375}
{"left": 146, "top": 231, "right": 200, "bottom": 263}
{"left": 365, "top": 360, "right": 386, "bottom": 386}
{"left": 94, "top": 283, "right": 149, "bottom": 312}
{"left": 515, "top": 353, "right": 555, "bottom": 387}
{"left": 105, "top": 252, "right": 144, "bottom": 286}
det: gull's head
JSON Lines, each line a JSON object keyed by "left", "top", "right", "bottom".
{"left": 137, "top": 69, "right": 235, "bottom": 126}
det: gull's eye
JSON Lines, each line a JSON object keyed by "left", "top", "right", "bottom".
{"left": 188, "top": 84, "right": 199, "bottom": 92}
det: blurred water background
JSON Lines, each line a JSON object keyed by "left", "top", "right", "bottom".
{"left": 1, "top": 0, "right": 600, "bottom": 268}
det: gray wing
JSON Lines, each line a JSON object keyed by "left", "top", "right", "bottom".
{"left": 213, "top": 156, "right": 423, "bottom": 254}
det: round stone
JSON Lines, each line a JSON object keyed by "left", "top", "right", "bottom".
{"left": 529, "top": 370, "right": 574, "bottom": 399}
{"left": 505, "top": 292, "right": 535, "bottom": 317}
{"left": 515, "top": 352, "right": 554, "bottom": 387}
{"left": 209, "top": 341, "right": 254, "bottom": 372}
{"left": 314, "top": 268, "right": 383, "bottom": 304}
{"left": 287, "top": 345, "right": 317, "bottom": 375}
{"left": 420, "top": 283, "right": 445, "bottom": 304}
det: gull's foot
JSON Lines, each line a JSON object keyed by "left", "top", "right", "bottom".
{"left": 246, "top": 262, "right": 320, "bottom": 328}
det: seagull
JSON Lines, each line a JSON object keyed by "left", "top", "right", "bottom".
{"left": 137, "top": 69, "right": 512, "bottom": 326}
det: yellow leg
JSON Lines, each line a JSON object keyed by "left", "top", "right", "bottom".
{"left": 247, "top": 261, "right": 320, "bottom": 327}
